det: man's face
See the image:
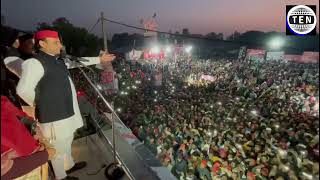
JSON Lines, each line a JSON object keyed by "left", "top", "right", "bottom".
{"left": 40, "top": 37, "right": 62, "bottom": 56}
{"left": 19, "top": 39, "right": 35, "bottom": 55}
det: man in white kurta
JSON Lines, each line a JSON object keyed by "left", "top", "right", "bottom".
{"left": 16, "top": 30, "right": 115, "bottom": 180}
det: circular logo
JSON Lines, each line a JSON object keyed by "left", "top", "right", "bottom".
{"left": 287, "top": 5, "right": 317, "bottom": 35}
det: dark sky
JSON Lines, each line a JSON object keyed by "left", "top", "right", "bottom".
{"left": 1, "top": 0, "right": 319, "bottom": 38}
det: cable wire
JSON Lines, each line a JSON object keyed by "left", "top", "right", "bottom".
{"left": 101, "top": 17, "right": 313, "bottom": 51}
{"left": 89, "top": 18, "right": 101, "bottom": 34}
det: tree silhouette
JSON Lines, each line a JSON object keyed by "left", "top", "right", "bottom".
{"left": 182, "top": 28, "right": 190, "bottom": 36}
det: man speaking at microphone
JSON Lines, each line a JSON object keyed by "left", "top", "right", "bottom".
{"left": 16, "top": 30, "right": 115, "bottom": 180}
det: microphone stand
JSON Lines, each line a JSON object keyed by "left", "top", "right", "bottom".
{"left": 72, "top": 59, "right": 133, "bottom": 180}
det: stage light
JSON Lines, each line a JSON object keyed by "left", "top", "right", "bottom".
{"left": 185, "top": 46, "right": 192, "bottom": 53}
{"left": 151, "top": 46, "right": 160, "bottom": 53}
{"left": 165, "top": 46, "right": 171, "bottom": 53}
{"left": 268, "top": 36, "right": 285, "bottom": 50}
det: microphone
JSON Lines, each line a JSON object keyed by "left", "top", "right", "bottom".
{"left": 59, "top": 48, "right": 89, "bottom": 62}
{"left": 64, "top": 54, "right": 90, "bottom": 62}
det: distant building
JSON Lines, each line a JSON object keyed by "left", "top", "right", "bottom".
{"left": 142, "top": 16, "right": 158, "bottom": 48}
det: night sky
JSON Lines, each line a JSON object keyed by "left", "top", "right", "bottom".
{"left": 1, "top": 0, "right": 319, "bottom": 38}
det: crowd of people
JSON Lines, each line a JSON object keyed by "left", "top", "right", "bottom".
{"left": 90, "top": 56, "right": 319, "bottom": 180}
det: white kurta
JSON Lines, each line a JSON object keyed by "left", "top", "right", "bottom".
{"left": 15, "top": 55, "right": 100, "bottom": 179}
{"left": 4, "top": 56, "right": 24, "bottom": 78}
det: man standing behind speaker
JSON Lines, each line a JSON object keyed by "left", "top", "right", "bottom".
{"left": 16, "top": 30, "right": 115, "bottom": 180}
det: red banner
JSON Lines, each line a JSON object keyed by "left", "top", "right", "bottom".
{"left": 174, "top": 45, "right": 183, "bottom": 54}
{"left": 101, "top": 71, "right": 114, "bottom": 83}
{"left": 100, "top": 71, "right": 114, "bottom": 94}
{"left": 284, "top": 54, "right": 302, "bottom": 62}
{"left": 246, "top": 49, "right": 266, "bottom": 61}
{"left": 143, "top": 50, "right": 165, "bottom": 60}
{"left": 301, "top": 52, "right": 319, "bottom": 63}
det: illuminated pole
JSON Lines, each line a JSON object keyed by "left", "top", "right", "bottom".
{"left": 101, "top": 12, "right": 108, "bottom": 53}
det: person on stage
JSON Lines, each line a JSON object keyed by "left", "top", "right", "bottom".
{"left": 16, "top": 30, "right": 115, "bottom": 180}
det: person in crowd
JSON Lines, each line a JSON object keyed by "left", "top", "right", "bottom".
{"left": 0, "top": 27, "right": 23, "bottom": 107}
{"left": 18, "top": 33, "right": 35, "bottom": 59}
{"left": 3, "top": 32, "right": 36, "bottom": 112}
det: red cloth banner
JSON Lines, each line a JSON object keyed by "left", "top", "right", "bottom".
{"left": 174, "top": 45, "right": 183, "bottom": 54}
{"left": 246, "top": 49, "right": 266, "bottom": 61}
{"left": 143, "top": 50, "right": 165, "bottom": 60}
{"left": 101, "top": 71, "right": 114, "bottom": 94}
{"left": 101, "top": 71, "right": 114, "bottom": 83}
{"left": 284, "top": 54, "right": 302, "bottom": 62}
{"left": 301, "top": 52, "right": 319, "bottom": 63}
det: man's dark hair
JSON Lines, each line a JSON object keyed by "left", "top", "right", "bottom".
{"left": 34, "top": 39, "right": 48, "bottom": 52}
{"left": 34, "top": 39, "right": 41, "bottom": 52}
{"left": 18, "top": 33, "right": 33, "bottom": 44}
{"left": 0, "top": 26, "right": 19, "bottom": 47}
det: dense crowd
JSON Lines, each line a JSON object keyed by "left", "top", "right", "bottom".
{"left": 114, "top": 57, "right": 318, "bottom": 180}
{"left": 71, "top": 56, "right": 319, "bottom": 180}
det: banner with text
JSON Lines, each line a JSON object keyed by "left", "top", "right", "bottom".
{"left": 266, "top": 51, "right": 285, "bottom": 61}
{"left": 246, "top": 49, "right": 266, "bottom": 61}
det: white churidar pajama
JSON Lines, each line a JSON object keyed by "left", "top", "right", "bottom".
{"left": 16, "top": 56, "right": 100, "bottom": 180}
